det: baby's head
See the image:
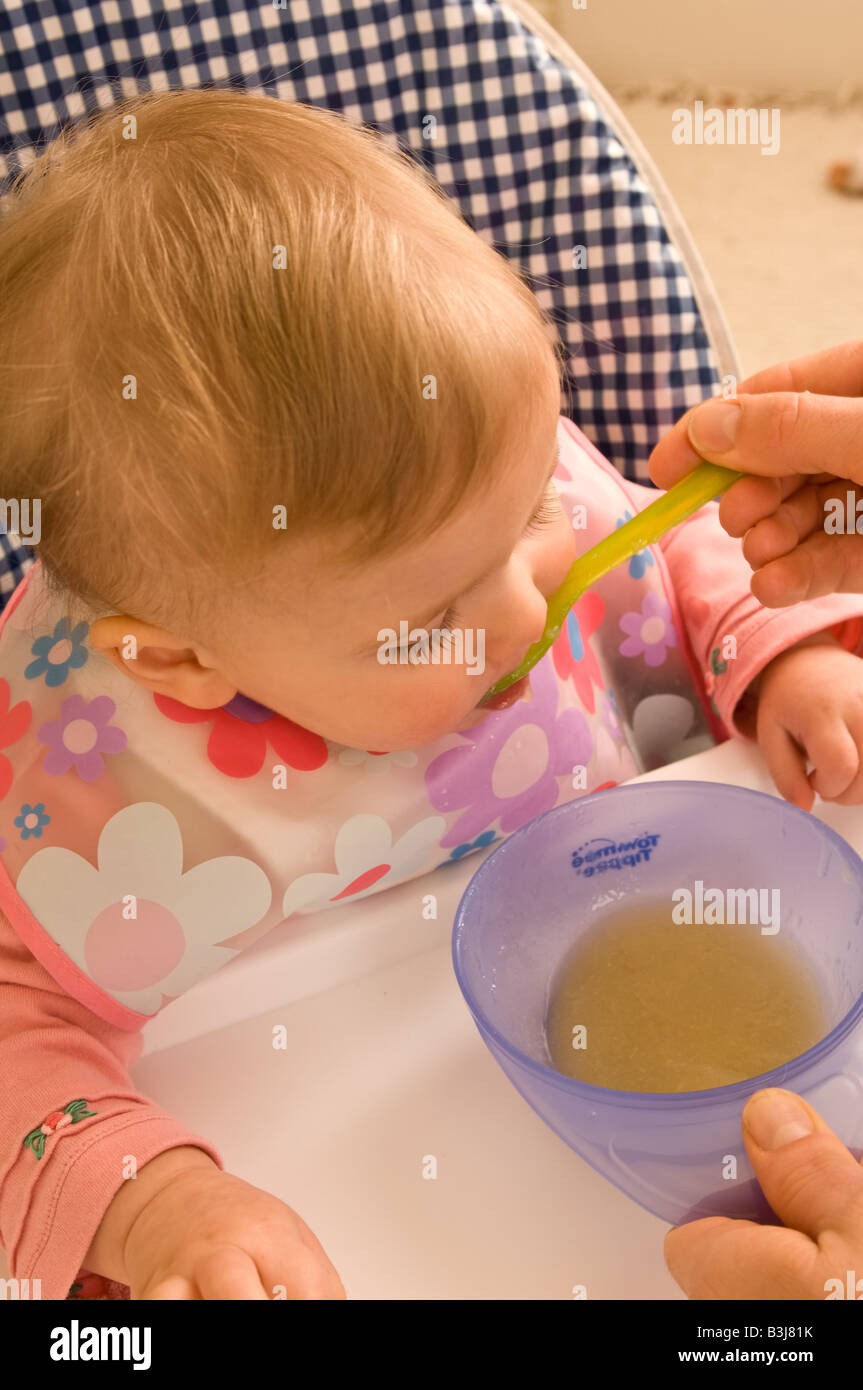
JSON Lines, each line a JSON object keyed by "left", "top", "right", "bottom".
{"left": 0, "top": 87, "right": 576, "bottom": 751}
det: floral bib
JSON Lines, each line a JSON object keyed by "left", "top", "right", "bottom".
{"left": 0, "top": 419, "right": 720, "bottom": 1030}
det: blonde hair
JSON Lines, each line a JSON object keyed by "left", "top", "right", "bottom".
{"left": 0, "top": 86, "right": 564, "bottom": 638}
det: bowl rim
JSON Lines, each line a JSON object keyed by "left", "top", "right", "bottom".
{"left": 451, "top": 780, "right": 863, "bottom": 1107}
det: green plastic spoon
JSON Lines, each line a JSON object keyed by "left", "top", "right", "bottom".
{"left": 481, "top": 461, "right": 742, "bottom": 703}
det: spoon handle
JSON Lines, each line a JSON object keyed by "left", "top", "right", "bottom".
{"left": 482, "top": 462, "right": 742, "bottom": 700}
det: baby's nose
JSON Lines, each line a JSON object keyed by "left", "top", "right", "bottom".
{"left": 507, "top": 585, "right": 551, "bottom": 656}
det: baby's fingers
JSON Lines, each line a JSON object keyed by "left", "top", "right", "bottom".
{"left": 758, "top": 723, "right": 814, "bottom": 810}
{"left": 193, "top": 1246, "right": 271, "bottom": 1300}
{"left": 761, "top": 716, "right": 862, "bottom": 809}
{"left": 195, "top": 1235, "right": 346, "bottom": 1300}
{"left": 804, "top": 719, "right": 862, "bottom": 803}
{"left": 811, "top": 712, "right": 863, "bottom": 806}
{"left": 142, "top": 1274, "right": 200, "bottom": 1300}
{"left": 258, "top": 1243, "right": 347, "bottom": 1300}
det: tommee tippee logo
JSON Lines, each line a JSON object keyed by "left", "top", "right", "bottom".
{"left": 571, "top": 833, "right": 661, "bottom": 878}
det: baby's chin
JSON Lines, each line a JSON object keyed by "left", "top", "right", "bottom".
{"left": 272, "top": 684, "right": 504, "bottom": 752}
{"left": 318, "top": 701, "right": 494, "bottom": 752}
{"left": 453, "top": 703, "right": 496, "bottom": 733}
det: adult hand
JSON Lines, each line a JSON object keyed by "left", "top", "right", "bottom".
{"left": 664, "top": 1087, "right": 863, "bottom": 1299}
{"left": 648, "top": 341, "right": 863, "bottom": 606}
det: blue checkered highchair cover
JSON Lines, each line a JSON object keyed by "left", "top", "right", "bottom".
{"left": 0, "top": 0, "right": 740, "bottom": 611}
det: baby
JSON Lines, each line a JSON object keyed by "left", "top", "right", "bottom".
{"left": 3, "top": 87, "right": 863, "bottom": 1302}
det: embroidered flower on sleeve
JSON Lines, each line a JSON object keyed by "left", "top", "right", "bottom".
{"left": 704, "top": 648, "right": 729, "bottom": 700}
{"left": 37, "top": 694, "right": 127, "bottom": 781}
{"left": 67, "top": 1269, "right": 130, "bottom": 1300}
{"left": 25, "top": 619, "right": 89, "bottom": 686}
{"left": 22, "top": 1098, "right": 97, "bottom": 1159}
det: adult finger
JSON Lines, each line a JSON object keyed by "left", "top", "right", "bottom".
{"left": 735, "top": 339, "right": 863, "bottom": 399}
{"left": 648, "top": 340, "right": 863, "bottom": 492}
{"left": 748, "top": 530, "right": 863, "bottom": 606}
{"left": 665, "top": 1087, "right": 863, "bottom": 1300}
{"left": 664, "top": 1214, "right": 818, "bottom": 1301}
{"left": 739, "top": 480, "right": 852, "bottom": 570}
{"left": 718, "top": 474, "right": 804, "bottom": 539}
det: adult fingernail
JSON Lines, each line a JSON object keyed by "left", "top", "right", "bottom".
{"left": 744, "top": 1089, "right": 814, "bottom": 1150}
{"left": 689, "top": 400, "right": 741, "bottom": 453}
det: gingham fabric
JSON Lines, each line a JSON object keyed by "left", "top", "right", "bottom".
{"left": 0, "top": 0, "right": 734, "bottom": 611}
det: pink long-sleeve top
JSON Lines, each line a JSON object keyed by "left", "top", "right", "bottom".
{"left": 3, "top": 416, "right": 863, "bottom": 1300}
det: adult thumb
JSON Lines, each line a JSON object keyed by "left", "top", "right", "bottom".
{"left": 739, "top": 1088, "right": 863, "bottom": 1240}
{"left": 664, "top": 1089, "right": 863, "bottom": 1299}
{"left": 686, "top": 392, "right": 863, "bottom": 488}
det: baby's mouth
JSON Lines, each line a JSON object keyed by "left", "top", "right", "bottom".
{"left": 475, "top": 672, "right": 532, "bottom": 711}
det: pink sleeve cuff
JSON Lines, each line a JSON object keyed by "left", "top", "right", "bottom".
{"left": 711, "top": 598, "right": 863, "bottom": 738}
{"left": 9, "top": 1113, "right": 224, "bottom": 1300}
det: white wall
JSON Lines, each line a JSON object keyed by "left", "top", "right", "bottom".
{"left": 543, "top": 0, "right": 862, "bottom": 94}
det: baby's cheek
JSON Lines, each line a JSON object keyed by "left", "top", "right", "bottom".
{"left": 550, "top": 511, "right": 578, "bottom": 575}
{"left": 370, "top": 662, "right": 455, "bottom": 719}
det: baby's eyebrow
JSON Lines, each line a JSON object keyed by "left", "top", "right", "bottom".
{"left": 404, "top": 441, "right": 562, "bottom": 631}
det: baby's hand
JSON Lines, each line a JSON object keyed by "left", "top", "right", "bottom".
{"left": 753, "top": 633, "right": 863, "bottom": 811}
{"left": 123, "top": 1164, "right": 346, "bottom": 1300}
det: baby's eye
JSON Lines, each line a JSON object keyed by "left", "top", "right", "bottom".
{"left": 524, "top": 483, "right": 561, "bottom": 536}
{"left": 439, "top": 606, "right": 459, "bottom": 633}
{"left": 384, "top": 485, "right": 560, "bottom": 657}
{"left": 429, "top": 490, "right": 559, "bottom": 634}
{"left": 394, "top": 610, "right": 459, "bottom": 657}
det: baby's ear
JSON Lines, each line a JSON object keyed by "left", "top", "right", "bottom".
{"left": 88, "top": 615, "right": 235, "bottom": 708}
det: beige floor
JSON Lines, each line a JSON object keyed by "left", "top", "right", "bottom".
{"left": 612, "top": 98, "right": 863, "bottom": 379}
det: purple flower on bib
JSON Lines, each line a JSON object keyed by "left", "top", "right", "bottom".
{"left": 37, "top": 695, "right": 127, "bottom": 781}
{"left": 425, "top": 655, "right": 592, "bottom": 845}
{"left": 618, "top": 594, "right": 677, "bottom": 667}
